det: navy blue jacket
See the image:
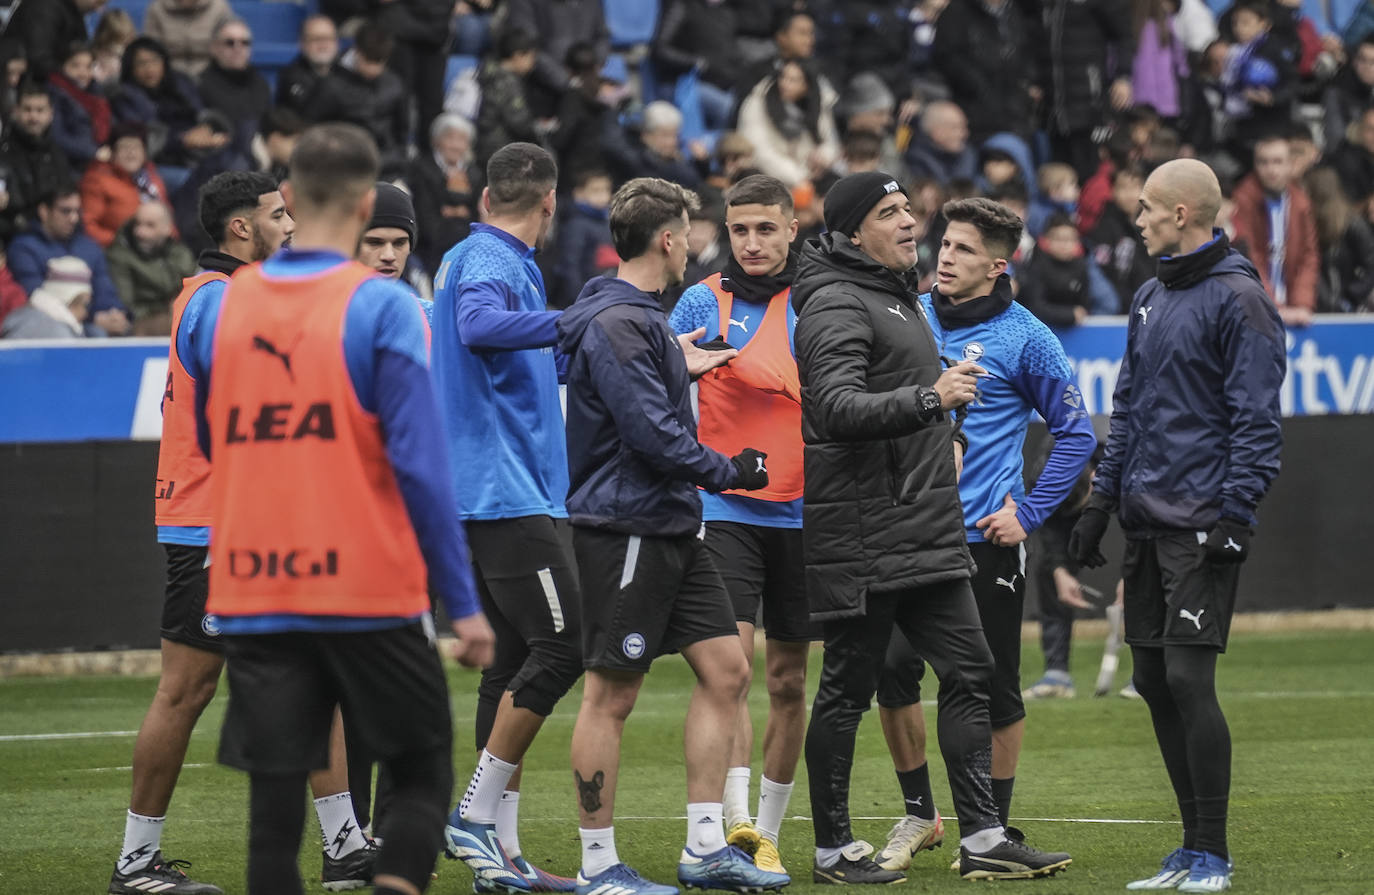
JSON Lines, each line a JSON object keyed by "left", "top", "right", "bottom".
{"left": 1095, "top": 236, "right": 1285, "bottom": 534}
{"left": 558, "top": 276, "right": 738, "bottom": 536}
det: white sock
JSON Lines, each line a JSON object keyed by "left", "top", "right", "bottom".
{"left": 580, "top": 826, "right": 619, "bottom": 876}
{"left": 687, "top": 802, "right": 727, "bottom": 854}
{"left": 459, "top": 750, "right": 519, "bottom": 824}
{"left": 723, "top": 767, "right": 752, "bottom": 829}
{"left": 960, "top": 825, "right": 1006, "bottom": 854}
{"left": 119, "top": 811, "right": 164, "bottom": 873}
{"left": 314, "top": 792, "right": 367, "bottom": 857}
{"left": 815, "top": 845, "right": 845, "bottom": 869}
{"left": 497, "top": 791, "right": 522, "bottom": 859}
{"left": 755, "top": 776, "right": 794, "bottom": 843}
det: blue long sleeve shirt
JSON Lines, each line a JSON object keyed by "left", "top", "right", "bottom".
{"left": 919, "top": 294, "right": 1097, "bottom": 540}
{"left": 186, "top": 248, "right": 480, "bottom": 633}
{"left": 668, "top": 282, "right": 803, "bottom": 529}
{"left": 430, "top": 222, "right": 569, "bottom": 521}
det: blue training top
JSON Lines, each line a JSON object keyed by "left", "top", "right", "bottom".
{"left": 430, "top": 222, "right": 569, "bottom": 521}
{"left": 918, "top": 294, "right": 1097, "bottom": 540}
{"left": 185, "top": 247, "right": 480, "bottom": 633}
{"left": 669, "top": 282, "right": 803, "bottom": 530}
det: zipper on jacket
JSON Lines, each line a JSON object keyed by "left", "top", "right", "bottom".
{"left": 886, "top": 441, "right": 901, "bottom": 506}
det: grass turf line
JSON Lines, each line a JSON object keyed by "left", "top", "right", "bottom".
{"left": 1, "top": 629, "right": 1371, "bottom": 893}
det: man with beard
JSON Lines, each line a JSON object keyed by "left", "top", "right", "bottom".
{"left": 792, "top": 172, "right": 1072, "bottom": 883}
{"left": 667, "top": 174, "right": 807, "bottom": 880}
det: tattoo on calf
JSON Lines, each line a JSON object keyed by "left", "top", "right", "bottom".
{"left": 575, "top": 769, "right": 605, "bottom": 814}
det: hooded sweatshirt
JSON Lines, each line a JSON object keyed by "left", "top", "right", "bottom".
{"left": 557, "top": 275, "right": 738, "bottom": 536}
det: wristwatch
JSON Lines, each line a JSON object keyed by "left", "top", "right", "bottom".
{"left": 915, "top": 386, "right": 943, "bottom": 421}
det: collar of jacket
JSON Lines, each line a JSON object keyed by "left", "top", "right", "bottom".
{"left": 720, "top": 250, "right": 796, "bottom": 303}
{"left": 929, "top": 273, "right": 1014, "bottom": 329}
{"left": 197, "top": 249, "right": 245, "bottom": 276}
{"left": 1157, "top": 229, "right": 1230, "bottom": 290}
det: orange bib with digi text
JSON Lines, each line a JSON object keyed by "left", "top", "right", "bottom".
{"left": 695, "top": 273, "right": 804, "bottom": 501}
{"left": 153, "top": 271, "right": 225, "bottom": 527}
{"left": 206, "top": 261, "right": 428, "bottom": 618}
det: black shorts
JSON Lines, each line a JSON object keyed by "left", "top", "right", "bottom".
{"left": 466, "top": 515, "right": 583, "bottom": 710}
{"left": 218, "top": 621, "right": 452, "bottom": 775}
{"left": 1123, "top": 533, "right": 1240, "bottom": 652}
{"left": 878, "top": 541, "right": 1026, "bottom": 727}
{"left": 160, "top": 544, "right": 224, "bottom": 654}
{"left": 574, "top": 527, "right": 739, "bottom": 673}
{"left": 704, "top": 522, "right": 817, "bottom": 642}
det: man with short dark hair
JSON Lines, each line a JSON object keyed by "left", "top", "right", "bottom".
{"left": 193, "top": 123, "right": 495, "bottom": 895}
{"left": 306, "top": 24, "right": 408, "bottom": 174}
{"left": 110, "top": 170, "right": 308, "bottom": 895}
{"left": 432, "top": 142, "right": 585, "bottom": 893}
{"left": 557, "top": 176, "right": 787, "bottom": 895}
{"left": 1071, "top": 158, "right": 1285, "bottom": 895}
{"left": 793, "top": 172, "right": 1071, "bottom": 883}
{"left": 872, "top": 196, "right": 1095, "bottom": 873}
{"left": 8, "top": 184, "right": 127, "bottom": 334}
{"left": 0, "top": 81, "right": 74, "bottom": 239}
{"left": 667, "top": 174, "right": 808, "bottom": 880}
{"left": 1231, "top": 134, "right": 1319, "bottom": 327}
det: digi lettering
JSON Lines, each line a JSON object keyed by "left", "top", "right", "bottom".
{"left": 228, "top": 549, "right": 340, "bottom": 580}
{"left": 155, "top": 479, "right": 176, "bottom": 500}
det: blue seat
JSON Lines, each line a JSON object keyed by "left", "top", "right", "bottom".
{"left": 253, "top": 42, "right": 299, "bottom": 69}
{"left": 603, "top": 0, "right": 659, "bottom": 48}
{"left": 234, "top": 1, "right": 308, "bottom": 46}
{"left": 444, "top": 54, "right": 478, "bottom": 93}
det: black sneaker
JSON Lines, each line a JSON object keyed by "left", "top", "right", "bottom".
{"left": 959, "top": 834, "right": 1072, "bottom": 880}
{"left": 109, "top": 850, "right": 224, "bottom": 894}
{"left": 322, "top": 840, "right": 379, "bottom": 891}
{"left": 813, "top": 841, "right": 906, "bottom": 885}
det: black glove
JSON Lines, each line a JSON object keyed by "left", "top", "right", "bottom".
{"left": 1203, "top": 517, "right": 1251, "bottom": 563}
{"left": 730, "top": 448, "right": 769, "bottom": 491}
{"left": 697, "top": 337, "right": 735, "bottom": 351}
{"left": 1068, "top": 506, "right": 1111, "bottom": 568}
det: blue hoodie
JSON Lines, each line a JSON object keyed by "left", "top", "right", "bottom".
{"left": 557, "top": 276, "right": 739, "bottom": 537}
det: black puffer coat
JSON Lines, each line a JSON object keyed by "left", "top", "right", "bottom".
{"left": 1041, "top": 0, "right": 1135, "bottom": 134}
{"left": 792, "top": 233, "right": 971, "bottom": 621}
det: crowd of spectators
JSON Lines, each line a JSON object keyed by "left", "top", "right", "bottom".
{"left": 2, "top": 0, "right": 1373, "bottom": 340}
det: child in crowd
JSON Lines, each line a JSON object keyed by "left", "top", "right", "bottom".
{"left": 551, "top": 169, "right": 617, "bottom": 309}
{"left": 1029, "top": 162, "right": 1080, "bottom": 237}
{"left": 1019, "top": 213, "right": 1094, "bottom": 328}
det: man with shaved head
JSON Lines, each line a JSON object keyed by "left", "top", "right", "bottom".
{"left": 1070, "top": 158, "right": 1286, "bottom": 894}
{"left": 905, "top": 101, "right": 977, "bottom": 185}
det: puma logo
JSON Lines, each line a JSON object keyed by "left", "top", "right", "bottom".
{"left": 887, "top": 304, "right": 907, "bottom": 321}
{"left": 755, "top": 457, "right": 767, "bottom": 474}
{"left": 1179, "top": 608, "right": 1205, "bottom": 630}
{"left": 728, "top": 315, "right": 750, "bottom": 333}
{"left": 995, "top": 575, "right": 1018, "bottom": 591}
{"left": 1224, "top": 537, "right": 1242, "bottom": 552}
{"left": 252, "top": 335, "right": 296, "bottom": 382}
{"left": 1137, "top": 305, "right": 1153, "bottom": 325}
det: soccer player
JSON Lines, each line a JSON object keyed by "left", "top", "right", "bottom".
{"left": 667, "top": 174, "right": 809, "bottom": 878}
{"left": 192, "top": 123, "right": 495, "bottom": 895}
{"left": 432, "top": 142, "right": 585, "bottom": 893}
{"left": 557, "top": 177, "right": 788, "bottom": 895}
{"left": 792, "top": 172, "right": 1070, "bottom": 884}
{"left": 871, "top": 197, "right": 1096, "bottom": 872}
{"left": 113, "top": 171, "right": 378, "bottom": 895}
{"left": 1070, "top": 158, "right": 1285, "bottom": 894}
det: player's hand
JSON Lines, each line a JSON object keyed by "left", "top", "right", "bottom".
{"left": 976, "top": 492, "right": 1027, "bottom": 547}
{"left": 1068, "top": 506, "right": 1110, "bottom": 568}
{"left": 1053, "top": 566, "right": 1093, "bottom": 609}
{"left": 1203, "top": 518, "right": 1251, "bottom": 564}
{"left": 449, "top": 613, "right": 496, "bottom": 668}
{"left": 94, "top": 308, "right": 131, "bottom": 336}
{"left": 933, "top": 360, "right": 985, "bottom": 409}
{"left": 679, "top": 327, "right": 738, "bottom": 379}
{"left": 730, "top": 448, "right": 769, "bottom": 490}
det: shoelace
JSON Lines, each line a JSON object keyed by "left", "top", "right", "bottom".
{"left": 153, "top": 857, "right": 194, "bottom": 878}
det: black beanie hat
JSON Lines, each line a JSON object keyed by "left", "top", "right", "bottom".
{"left": 369, "top": 182, "right": 417, "bottom": 243}
{"left": 823, "top": 171, "right": 907, "bottom": 237}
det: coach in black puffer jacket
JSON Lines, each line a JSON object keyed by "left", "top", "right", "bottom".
{"left": 792, "top": 220, "right": 971, "bottom": 622}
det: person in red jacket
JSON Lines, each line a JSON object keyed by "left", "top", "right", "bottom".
{"left": 79, "top": 122, "right": 170, "bottom": 247}
{"left": 1230, "top": 133, "right": 1319, "bottom": 327}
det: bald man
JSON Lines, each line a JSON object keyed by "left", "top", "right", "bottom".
{"left": 1070, "top": 159, "right": 1285, "bottom": 894}
{"left": 905, "top": 102, "right": 977, "bottom": 185}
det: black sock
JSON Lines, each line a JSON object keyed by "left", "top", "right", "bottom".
{"left": 248, "top": 772, "right": 307, "bottom": 895}
{"left": 1179, "top": 797, "right": 1198, "bottom": 850}
{"left": 1192, "top": 796, "right": 1229, "bottom": 860}
{"left": 896, "top": 763, "right": 935, "bottom": 820}
{"left": 991, "top": 777, "right": 1015, "bottom": 828}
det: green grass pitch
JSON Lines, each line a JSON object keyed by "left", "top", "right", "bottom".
{"left": 2, "top": 628, "right": 1372, "bottom": 894}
